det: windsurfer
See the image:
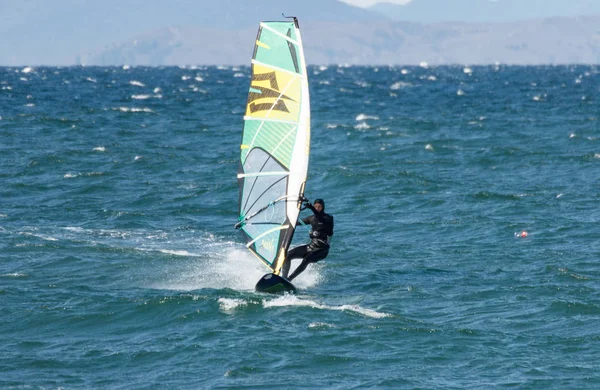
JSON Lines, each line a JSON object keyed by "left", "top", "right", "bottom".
{"left": 281, "top": 198, "right": 334, "bottom": 281}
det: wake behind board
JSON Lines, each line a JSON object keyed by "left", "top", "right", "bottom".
{"left": 255, "top": 273, "right": 296, "bottom": 293}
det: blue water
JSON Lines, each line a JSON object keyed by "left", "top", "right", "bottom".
{"left": 1, "top": 64, "right": 599, "bottom": 389}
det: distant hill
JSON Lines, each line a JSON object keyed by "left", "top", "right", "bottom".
{"left": 370, "top": 0, "right": 600, "bottom": 23}
{"left": 2, "top": 0, "right": 600, "bottom": 66}
{"left": 86, "top": 15, "right": 600, "bottom": 66}
{"left": 0, "top": 0, "right": 385, "bottom": 66}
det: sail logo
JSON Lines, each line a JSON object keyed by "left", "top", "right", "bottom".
{"left": 260, "top": 237, "right": 276, "bottom": 254}
{"left": 248, "top": 71, "right": 295, "bottom": 114}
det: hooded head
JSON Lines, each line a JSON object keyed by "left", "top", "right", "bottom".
{"left": 313, "top": 198, "right": 325, "bottom": 211}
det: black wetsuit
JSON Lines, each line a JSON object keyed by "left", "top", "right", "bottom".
{"left": 281, "top": 204, "right": 334, "bottom": 281}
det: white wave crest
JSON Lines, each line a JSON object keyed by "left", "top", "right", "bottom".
{"left": 114, "top": 107, "right": 154, "bottom": 113}
{"left": 356, "top": 113, "right": 379, "bottom": 121}
{"left": 0, "top": 273, "right": 29, "bottom": 278}
{"left": 390, "top": 81, "right": 410, "bottom": 90}
{"left": 218, "top": 298, "right": 249, "bottom": 313}
{"left": 262, "top": 295, "right": 390, "bottom": 319}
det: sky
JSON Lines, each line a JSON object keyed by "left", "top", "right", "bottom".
{"left": 340, "top": 0, "right": 413, "bottom": 7}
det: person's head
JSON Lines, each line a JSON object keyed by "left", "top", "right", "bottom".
{"left": 313, "top": 198, "right": 325, "bottom": 212}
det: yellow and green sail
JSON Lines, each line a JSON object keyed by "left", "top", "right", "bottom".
{"left": 236, "top": 18, "right": 310, "bottom": 275}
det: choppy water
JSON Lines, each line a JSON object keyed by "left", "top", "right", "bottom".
{"left": 1, "top": 64, "right": 600, "bottom": 389}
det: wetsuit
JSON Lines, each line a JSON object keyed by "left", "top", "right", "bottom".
{"left": 281, "top": 203, "right": 334, "bottom": 281}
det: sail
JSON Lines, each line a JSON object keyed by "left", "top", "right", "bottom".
{"left": 236, "top": 18, "right": 310, "bottom": 275}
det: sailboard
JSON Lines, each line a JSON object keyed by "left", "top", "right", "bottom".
{"left": 235, "top": 17, "right": 310, "bottom": 293}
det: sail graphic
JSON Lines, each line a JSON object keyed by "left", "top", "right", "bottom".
{"left": 236, "top": 18, "right": 310, "bottom": 276}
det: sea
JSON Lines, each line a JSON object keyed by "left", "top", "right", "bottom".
{"left": 1, "top": 64, "right": 599, "bottom": 389}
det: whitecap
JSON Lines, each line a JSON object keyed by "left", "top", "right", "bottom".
{"left": 355, "top": 122, "right": 370, "bottom": 130}
{"left": 390, "top": 81, "right": 410, "bottom": 90}
{"left": 93, "top": 146, "right": 106, "bottom": 152}
{"left": 158, "top": 249, "right": 198, "bottom": 257}
{"left": 356, "top": 113, "right": 379, "bottom": 121}
{"left": 425, "top": 144, "right": 434, "bottom": 151}
{"left": 262, "top": 295, "right": 390, "bottom": 319}
{"left": 64, "top": 227, "right": 85, "bottom": 233}
{"left": 129, "top": 80, "right": 145, "bottom": 87}
{"left": 463, "top": 67, "right": 473, "bottom": 74}
{"left": 21, "top": 66, "right": 33, "bottom": 74}
{"left": 131, "top": 94, "right": 151, "bottom": 100}
{"left": 115, "top": 107, "right": 154, "bottom": 113}
{"left": 457, "top": 89, "right": 465, "bottom": 96}
{"left": 218, "top": 298, "right": 248, "bottom": 313}
{"left": 0, "top": 273, "right": 29, "bottom": 278}
{"left": 20, "top": 232, "right": 58, "bottom": 242}
{"left": 309, "top": 322, "right": 336, "bottom": 328}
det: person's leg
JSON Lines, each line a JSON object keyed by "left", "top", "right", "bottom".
{"left": 287, "top": 248, "right": 328, "bottom": 281}
{"left": 281, "top": 245, "right": 308, "bottom": 278}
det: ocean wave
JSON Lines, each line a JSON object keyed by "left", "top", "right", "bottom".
{"left": 112, "top": 107, "right": 154, "bottom": 113}
{"left": 262, "top": 295, "right": 390, "bottom": 319}
{"left": 0, "top": 272, "right": 29, "bottom": 278}
{"left": 356, "top": 113, "right": 379, "bottom": 121}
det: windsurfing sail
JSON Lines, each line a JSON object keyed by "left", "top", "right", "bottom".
{"left": 235, "top": 17, "right": 310, "bottom": 276}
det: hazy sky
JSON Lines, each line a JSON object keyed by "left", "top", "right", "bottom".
{"left": 340, "top": 0, "right": 413, "bottom": 7}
